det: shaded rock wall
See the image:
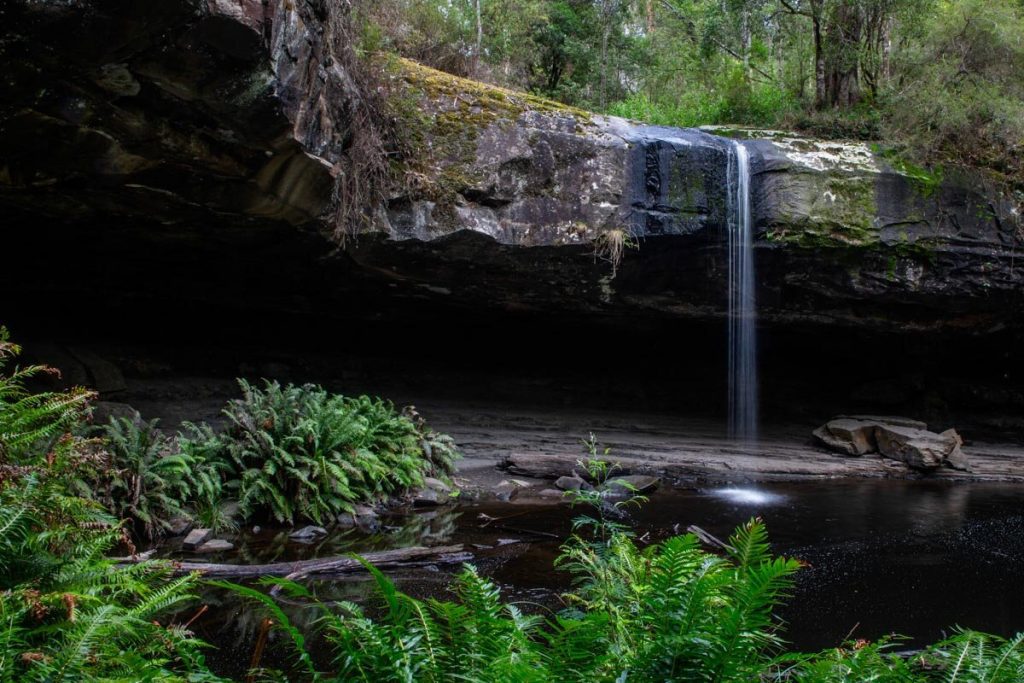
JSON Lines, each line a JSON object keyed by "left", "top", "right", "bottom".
{"left": 2, "top": 0, "right": 1024, "bottom": 433}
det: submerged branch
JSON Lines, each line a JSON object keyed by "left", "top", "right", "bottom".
{"left": 117, "top": 544, "right": 472, "bottom": 579}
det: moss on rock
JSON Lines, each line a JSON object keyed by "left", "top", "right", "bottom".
{"left": 384, "top": 58, "right": 596, "bottom": 212}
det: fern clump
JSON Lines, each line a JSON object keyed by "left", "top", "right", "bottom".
{"left": 0, "top": 328, "right": 224, "bottom": 681}
{"left": 234, "top": 517, "right": 803, "bottom": 682}
{"left": 0, "top": 326, "right": 93, "bottom": 464}
{"left": 84, "top": 413, "right": 202, "bottom": 540}
{"left": 190, "top": 380, "right": 459, "bottom": 525}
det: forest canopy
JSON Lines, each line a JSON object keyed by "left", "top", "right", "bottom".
{"left": 358, "top": 0, "right": 1024, "bottom": 185}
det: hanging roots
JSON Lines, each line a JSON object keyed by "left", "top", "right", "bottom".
{"left": 593, "top": 228, "right": 638, "bottom": 277}
{"left": 323, "top": 1, "right": 402, "bottom": 246}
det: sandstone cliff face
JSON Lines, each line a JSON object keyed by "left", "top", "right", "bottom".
{"left": 2, "top": 0, "right": 1022, "bottom": 334}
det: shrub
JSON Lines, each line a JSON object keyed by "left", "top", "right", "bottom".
{"left": 234, "top": 515, "right": 1024, "bottom": 682}
{"left": 193, "top": 380, "right": 459, "bottom": 525}
{"left": 882, "top": 0, "right": 1024, "bottom": 186}
{"left": 0, "top": 326, "right": 93, "bottom": 464}
{"left": 0, "top": 329, "right": 224, "bottom": 682}
{"left": 606, "top": 73, "right": 797, "bottom": 130}
{"left": 86, "top": 414, "right": 200, "bottom": 541}
{"left": 233, "top": 515, "right": 802, "bottom": 682}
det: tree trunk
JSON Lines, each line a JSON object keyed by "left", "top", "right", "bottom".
{"left": 742, "top": 9, "right": 751, "bottom": 77}
{"left": 826, "top": 0, "right": 862, "bottom": 108}
{"left": 813, "top": 12, "right": 826, "bottom": 109}
{"left": 600, "top": 24, "right": 610, "bottom": 108}
{"left": 473, "top": 0, "right": 483, "bottom": 76}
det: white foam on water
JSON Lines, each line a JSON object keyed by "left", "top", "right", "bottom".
{"left": 708, "top": 487, "right": 783, "bottom": 506}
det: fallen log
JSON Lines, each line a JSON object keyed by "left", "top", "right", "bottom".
{"left": 118, "top": 544, "right": 472, "bottom": 579}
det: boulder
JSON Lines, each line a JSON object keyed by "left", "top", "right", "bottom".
{"left": 813, "top": 418, "right": 880, "bottom": 456}
{"left": 839, "top": 415, "right": 928, "bottom": 430}
{"left": 289, "top": 525, "right": 327, "bottom": 540}
{"left": 181, "top": 528, "right": 212, "bottom": 551}
{"left": 195, "top": 539, "right": 234, "bottom": 553}
{"left": 814, "top": 416, "right": 970, "bottom": 472}
{"left": 423, "top": 477, "right": 452, "bottom": 495}
{"left": 944, "top": 432, "right": 972, "bottom": 472}
{"left": 873, "top": 424, "right": 964, "bottom": 470}
{"left": 166, "top": 516, "right": 193, "bottom": 537}
{"left": 338, "top": 505, "right": 379, "bottom": 531}
{"left": 555, "top": 475, "right": 591, "bottom": 491}
{"left": 413, "top": 487, "right": 449, "bottom": 507}
{"left": 90, "top": 401, "right": 138, "bottom": 425}
{"left": 604, "top": 475, "right": 660, "bottom": 495}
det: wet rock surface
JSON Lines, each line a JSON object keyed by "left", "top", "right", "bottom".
{"left": 2, "top": 0, "right": 1022, "bottom": 341}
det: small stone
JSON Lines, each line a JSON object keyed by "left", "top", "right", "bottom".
{"left": 605, "top": 475, "right": 660, "bottom": 495}
{"left": 537, "top": 488, "right": 566, "bottom": 498}
{"left": 251, "top": 525, "right": 261, "bottom": 534}
{"left": 195, "top": 539, "right": 234, "bottom": 553}
{"left": 423, "top": 477, "right": 452, "bottom": 494}
{"left": 555, "top": 475, "right": 590, "bottom": 491}
{"left": 182, "top": 528, "right": 212, "bottom": 550}
{"left": 496, "top": 538, "right": 520, "bottom": 546}
{"left": 289, "top": 525, "right": 327, "bottom": 540}
{"left": 413, "top": 487, "right": 448, "bottom": 506}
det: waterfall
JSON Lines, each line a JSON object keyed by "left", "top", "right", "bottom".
{"left": 727, "top": 140, "right": 758, "bottom": 444}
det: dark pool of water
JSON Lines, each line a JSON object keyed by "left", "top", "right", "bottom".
{"left": 187, "top": 479, "right": 1024, "bottom": 678}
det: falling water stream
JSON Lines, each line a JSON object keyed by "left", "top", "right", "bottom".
{"left": 727, "top": 140, "right": 758, "bottom": 444}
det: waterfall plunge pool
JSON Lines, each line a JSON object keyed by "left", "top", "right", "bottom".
{"left": 182, "top": 479, "right": 1024, "bottom": 678}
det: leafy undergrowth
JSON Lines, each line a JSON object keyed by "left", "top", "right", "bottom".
{"left": 184, "top": 380, "right": 459, "bottom": 526}
{"left": 235, "top": 520, "right": 1024, "bottom": 682}
{"left": 81, "top": 379, "right": 459, "bottom": 538}
{"left": 232, "top": 453, "right": 1024, "bottom": 683}
{"left": 0, "top": 327, "right": 225, "bottom": 681}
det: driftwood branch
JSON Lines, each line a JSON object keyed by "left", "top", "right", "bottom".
{"left": 686, "top": 525, "right": 732, "bottom": 552}
{"left": 118, "top": 545, "right": 472, "bottom": 579}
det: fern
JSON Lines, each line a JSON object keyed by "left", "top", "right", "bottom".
{"left": 185, "top": 380, "right": 460, "bottom": 525}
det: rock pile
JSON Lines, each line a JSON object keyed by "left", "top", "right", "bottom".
{"left": 813, "top": 415, "right": 970, "bottom": 471}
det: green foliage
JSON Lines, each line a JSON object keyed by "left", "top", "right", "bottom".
{"left": 232, "top": 516, "right": 801, "bottom": 682}
{"left": 84, "top": 414, "right": 200, "bottom": 540}
{"left": 365, "top": 0, "right": 1023, "bottom": 186}
{"left": 0, "top": 326, "right": 93, "bottom": 463}
{"left": 608, "top": 76, "right": 797, "bottom": 128}
{"left": 190, "top": 380, "right": 459, "bottom": 525}
{"left": 0, "top": 472, "right": 224, "bottom": 682}
{"left": 0, "top": 329, "right": 224, "bottom": 682}
{"left": 882, "top": 0, "right": 1024, "bottom": 186}
{"left": 785, "top": 106, "right": 884, "bottom": 141}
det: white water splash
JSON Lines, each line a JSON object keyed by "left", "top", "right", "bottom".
{"left": 708, "top": 487, "right": 783, "bottom": 506}
{"left": 727, "top": 140, "right": 759, "bottom": 445}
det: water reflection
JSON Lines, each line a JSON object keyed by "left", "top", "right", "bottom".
{"left": 706, "top": 487, "right": 785, "bottom": 506}
{"left": 185, "top": 479, "right": 1024, "bottom": 678}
